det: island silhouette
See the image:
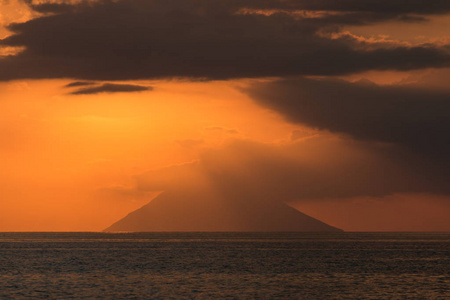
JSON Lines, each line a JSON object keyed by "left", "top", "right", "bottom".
{"left": 104, "top": 188, "right": 342, "bottom": 232}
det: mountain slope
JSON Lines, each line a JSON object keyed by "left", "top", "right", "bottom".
{"left": 105, "top": 189, "right": 341, "bottom": 232}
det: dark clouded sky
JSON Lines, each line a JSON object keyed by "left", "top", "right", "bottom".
{"left": 0, "top": 0, "right": 449, "bottom": 231}
{"left": 2, "top": 0, "right": 450, "bottom": 80}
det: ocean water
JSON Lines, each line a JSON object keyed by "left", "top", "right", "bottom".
{"left": 0, "top": 232, "right": 449, "bottom": 299}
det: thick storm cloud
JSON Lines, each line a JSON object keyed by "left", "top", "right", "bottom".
{"left": 1, "top": 0, "right": 449, "bottom": 81}
{"left": 244, "top": 77, "right": 450, "bottom": 173}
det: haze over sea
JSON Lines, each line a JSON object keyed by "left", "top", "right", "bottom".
{"left": 1, "top": 232, "right": 449, "bottom": 299}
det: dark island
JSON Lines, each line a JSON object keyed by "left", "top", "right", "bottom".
{"left": 105, "top": 189, "right": 342, "bottom": 232}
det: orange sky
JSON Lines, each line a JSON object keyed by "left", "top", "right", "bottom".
{"left": 1, "top": 78, "right": 449, "bottom": 231}
{"left": 0, "top": 79, "right": 303, "bottom": 230}
{"left": 1, "top": 0, "right": 450, "bottom": 231}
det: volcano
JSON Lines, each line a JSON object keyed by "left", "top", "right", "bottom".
{"left": 105, "top": 188, "right": 342, "bottom": 232}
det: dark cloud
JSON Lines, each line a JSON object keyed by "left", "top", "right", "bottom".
{"left": 277, "top": 0, "right": 450, "bottom": 15}
{"left": 69, "top": 83, "right": 151, "bottom": 95}
{"left": 244, "top": 77, "right": 450, "bottom": 173}
{"left": 64, "top": 81, "right": 96, "bottom": 87}
{"left": 136, "top": 138, "right": 450, "bottom": 203}
{"left": 27, "top": 0, "right": 450, "bottom": 16}
{"left": 411, "top": 68, "right": 450, "bottom": 90}
{"left": 0, "top": 0, "right": 449, "bottom": 81}
{"left": 25, "top": 1, "right": 78, "bottom": 14}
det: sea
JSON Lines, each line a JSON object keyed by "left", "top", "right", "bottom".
{"left": 0, "top": 232, "right": 449, "bottom": 299}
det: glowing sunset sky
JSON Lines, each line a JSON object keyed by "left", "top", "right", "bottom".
{"left": 0, "top": 0, "right": 449, "bottom": 231}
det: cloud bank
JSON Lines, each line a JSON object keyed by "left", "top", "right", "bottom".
{"left": 245, "top": 77, "right": 450, "bottom": 169}
{"left": 0, "top": 0, "right": 449, "bottom": 81}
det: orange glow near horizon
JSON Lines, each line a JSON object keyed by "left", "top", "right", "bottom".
{"left": 292, "top": 194, "right": 450, "bottom": 232}
{"left": 1, "top": 78, "right": 449, "bottom": 231}
{"left": 0, "top": 79, "right": 304, "bottom": 231}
